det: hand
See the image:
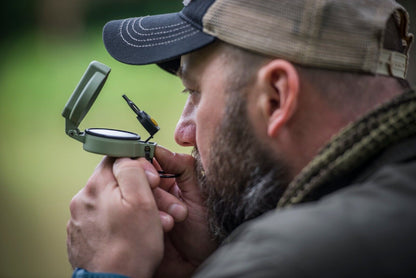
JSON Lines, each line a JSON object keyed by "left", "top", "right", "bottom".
{"left": 153, "top": 146, "right": 218, "bottom": 278}
{"left": 67, "top": 157, "right": 164, "bottom": 278}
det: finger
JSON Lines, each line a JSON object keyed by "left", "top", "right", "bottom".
{"left": 155, "top": 146, "right": 196, "bottom": 190}
{"left": 85, "top": 156, "right": 116, "bottom": 195}
{"left": 115, "top": 157, "right": 160, "bottom": 188}
{"left": 151, "top": 158, "right": 177, "bottom": 192}
{"left": 155, "top": 146, "right": 195, "bottom": 175}
{"left": 113, "top": 158, "right": 160, "bottom": 205}
{"left": 159, "top": 211, "right": 174, "bottom": 232}
{"left": 152, "top": 158, "right": 163, "bottom": 172}
{"left": 153, "top": 187, "right": 188, "bottom": 222}
{"left": 93, "top": 156, "right": 116, "bottom": 178}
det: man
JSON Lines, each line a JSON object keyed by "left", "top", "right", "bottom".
{"left": 67, "top": 0, "right": 416, "bottom": 277}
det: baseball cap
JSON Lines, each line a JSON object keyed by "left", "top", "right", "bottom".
{"left": 103, "top": 0, "right": 413, "bottom": 78}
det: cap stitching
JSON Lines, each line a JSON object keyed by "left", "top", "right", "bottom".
{"left": 120, "top": 19, "right": 199, "bottom": 48}
{"left": 127, "top": 24, "right": 196, "bottom": 42}
{"left": 131, "top": 17, "right": 190, "bottom": 36}
{"left": 121, "top": 30, "right": 199, "bottom": 48}
{"left": 121, "top": 20, "right": 193, "bottom": 42}
{"left": 137, "top": 16, "right": 186, "bottom": 31}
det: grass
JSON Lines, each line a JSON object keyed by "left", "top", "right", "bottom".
{"left": 0, "top": 29, "right": 188, "bottom": 277}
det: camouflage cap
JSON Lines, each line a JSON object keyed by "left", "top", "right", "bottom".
{"left": 103, "top": 0, "right": 413, "bottom": 78}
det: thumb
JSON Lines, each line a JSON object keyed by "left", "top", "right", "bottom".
{"left": 113, "top": 158, "right": 160, "bottom": 205}
{"left": 155, "top": 146, "right": 198, "bottom": 193}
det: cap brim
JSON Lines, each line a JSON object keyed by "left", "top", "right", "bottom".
{"left": 103, "top": 12, "right": 215, "bottom": 74}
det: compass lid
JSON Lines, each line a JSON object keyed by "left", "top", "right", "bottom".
{"left": 62, "top": 61, "right": 111, "bottom": 128}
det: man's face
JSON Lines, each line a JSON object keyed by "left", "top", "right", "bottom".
{"left": 175, "top": 44, "right": 290, "bottom": 242}
{"left": 175, "top": 43, "right": 228, "bottom": 171}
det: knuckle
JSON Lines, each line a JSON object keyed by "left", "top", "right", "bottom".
{"left": 86, "top": 174, "right": 97, "bottom": 186}
{"left": 69, "top": 188, "right": 96, "bottom": 217}
{"left": 85, "top": 176, "right": 98, "bottom": 196}
{"left": 69, "top": 192, "right": 80, "bottom": 216}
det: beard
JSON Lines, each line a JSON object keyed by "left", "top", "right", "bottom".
{"left": 193, "top": 91, "right": 290, "bottom": 243}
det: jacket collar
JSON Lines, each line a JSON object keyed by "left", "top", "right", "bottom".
{"left": 278, "top": 88, "right": 416, "bottom": 208}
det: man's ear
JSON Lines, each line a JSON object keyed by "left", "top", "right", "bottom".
{"left": 256, "top": 60, "right": 300, "bottom": 137}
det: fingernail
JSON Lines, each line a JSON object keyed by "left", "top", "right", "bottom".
{"left": 168, "top": 204, "right": 187, "bottom": 222}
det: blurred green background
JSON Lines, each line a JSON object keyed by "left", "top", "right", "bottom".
{"left": 0, "top": 1, "right": 187, "bottom": 277}
{"left": 0, "top": 1, "right": 414, "bottom": 277}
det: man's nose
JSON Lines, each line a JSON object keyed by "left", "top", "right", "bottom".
{"left": 175, "top": 119, "right": 196, "bottom": 147}
{"left": 174, "top": 99, "right": 196, "bottom": 147}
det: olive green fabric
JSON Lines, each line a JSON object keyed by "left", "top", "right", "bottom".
{"left": 203, "top": 0, "right": 413, "bottom": 79}
{"left": 279, "top": 89, "right": 416, "bottom": 207}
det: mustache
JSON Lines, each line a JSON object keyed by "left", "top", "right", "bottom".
{"left": 191, "top": 147, "right": 200, "bottom": 160}
{"left": 192, "top": 147, "right": 206, "bottom": 173}
{"left": 191, "top": 147, "right": 207, "bottom": 189}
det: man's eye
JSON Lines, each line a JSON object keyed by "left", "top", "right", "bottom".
{"left": 182, "top": 88, "right": 201, "bottom": 104}
{"left": 182, "top": 88, "right": 199, "bottom": 95}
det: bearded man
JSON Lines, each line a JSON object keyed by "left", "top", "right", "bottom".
{"left": 67, "top": 0, "right": 416, "bottom": 277}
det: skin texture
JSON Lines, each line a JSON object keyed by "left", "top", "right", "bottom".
{"left": 66, "top": 41, "right": 405, "bottom": 277}
{"left": 175, "top": 43, "right": 229, "bottom": 170}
